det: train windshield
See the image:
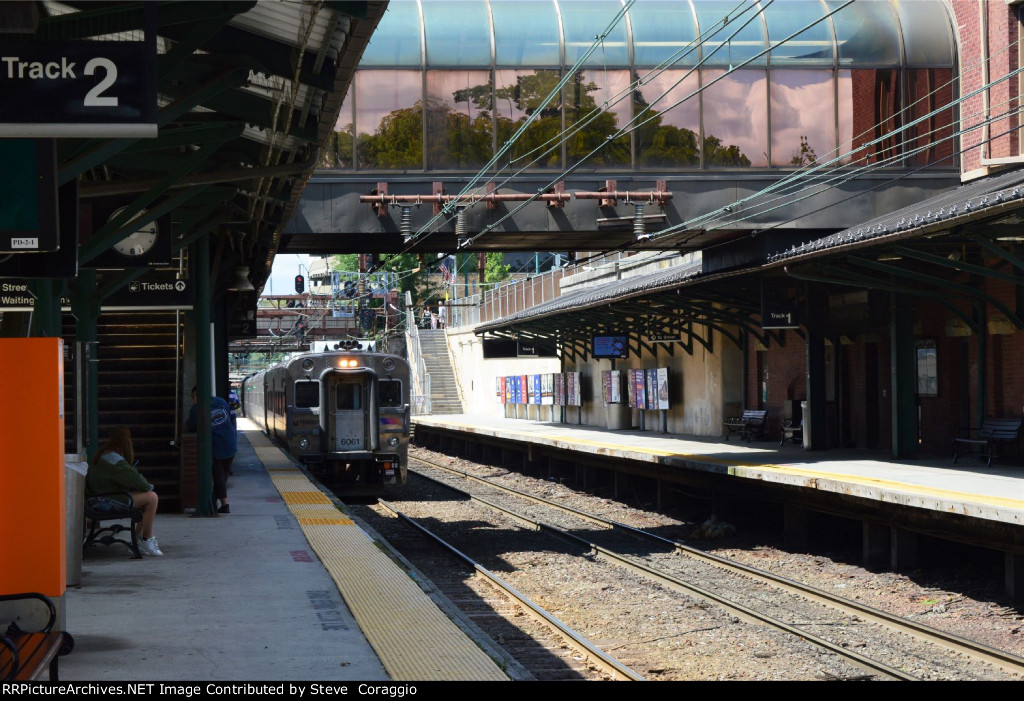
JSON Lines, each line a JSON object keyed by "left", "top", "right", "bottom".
{"left": 336, "top": 382, "right": 362, "bottom": 410}
{"left": 379, "top": 379, "right": 402, "bottom": 407}
{"left": 294, "top": 380, "right": 319, "bottom": 408}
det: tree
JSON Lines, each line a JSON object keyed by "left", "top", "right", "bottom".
{"left": 330, "top": 253, "right": 359, "bottom": 272}
{"left": 484, "top": 252, "right": 511, "bottom": 284}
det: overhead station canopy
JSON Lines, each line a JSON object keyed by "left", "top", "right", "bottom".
{"left": 1, "top": 0, "right": 387, "bottom": 297}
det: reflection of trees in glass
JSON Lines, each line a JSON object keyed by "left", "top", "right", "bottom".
{"left": 493, "top": 70, "right": 566, "bottom": 168}
{"left": 358, "top": 104, "right": 424, "bottom": 169}
{"left": 565, "top": 73, "right": 629, "bottom": 167}
{"left": 346, "top": 69, "right": 756, "bottom": 170}
{"left": 789, "top": 135, "right": 817, "bottom": 166}
{"left": 426, "top": 92, "right": 493, "bottom": 169}
{"left": 321, "top": 122, "right": 353, "bottom": 168}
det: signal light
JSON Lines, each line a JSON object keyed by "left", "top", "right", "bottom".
{"left": 294, "top": 274, "right": 305, "bottom": 294}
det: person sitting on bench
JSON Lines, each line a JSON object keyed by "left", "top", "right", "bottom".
{"left": 88, "top": 426, "right": 163, "bottom": 557}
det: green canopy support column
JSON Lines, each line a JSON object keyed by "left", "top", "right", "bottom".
{"left": 891, "top": 292, "right": 917, "bottom": 459}
{"left": 193, "top": 233, "right": 215, "bottom": 516}
{"left": 72, "top": 270, "right": 101, "bottom": 455}
{"left": 804, "top": 282, "right": 827, "bottom": 450}
{"left": 975, "top": 301, "right": 987, "bottom": 425}
{"left": 29, "top": 279, "right": 62, "bottom": 337}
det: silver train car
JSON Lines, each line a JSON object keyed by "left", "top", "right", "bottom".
{"left": 241, "top": 350, "right": 410, "bottom": 491}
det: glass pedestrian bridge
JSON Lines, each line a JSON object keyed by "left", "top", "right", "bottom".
{"left": 319, "top": 0, "right": 958, "bottom": 174}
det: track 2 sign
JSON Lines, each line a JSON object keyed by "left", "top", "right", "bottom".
{"left": 0, "top": 41, "right": 156, "bottom": 138}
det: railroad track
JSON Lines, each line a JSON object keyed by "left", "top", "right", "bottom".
{"left": 377, "top": 498, "right": 646, "bottom": 681}
{"left": 406, "top": 455, "right": 1024, "bottom": 681}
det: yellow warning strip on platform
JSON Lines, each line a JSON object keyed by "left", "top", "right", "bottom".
{"left": 245, "top": 428, "right": 507, "bottom": 681}
{"left": 424, "top": 419, "right": 1024, "bottom": 512}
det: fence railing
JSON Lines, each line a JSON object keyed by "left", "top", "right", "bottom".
{"left": 404, "top": 290, "right": 431, "bottom": 415}
{"left": 448, "top": 252, "right": 651, "bottom": 330}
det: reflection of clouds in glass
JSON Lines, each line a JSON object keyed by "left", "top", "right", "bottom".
{"left": 639, "top": 71, "right": 700, "bottom": 130}
{"left": 770, "top": 70, "right": 835, "bottom": 166}
{"left": 427, "top": 70, "right": 491, "bottom": 114}
{"left": 702, "top": 70, "right": 767, "bottom": 166}
{"left": 573, "top": 70, "right": 631, "bottom": 126}
{"left": 355, "top": 70, "right": 422, "bottom": 136}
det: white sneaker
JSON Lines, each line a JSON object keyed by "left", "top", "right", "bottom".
{"left": 139, "top": 537, "right": 163, "bottom": 557}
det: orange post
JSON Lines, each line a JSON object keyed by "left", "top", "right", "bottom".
{"left": 0, "top": 338, "right": 66, "bottom": 597}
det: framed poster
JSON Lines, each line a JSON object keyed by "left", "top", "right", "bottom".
{"left": 566, "top": 372, "right": 580, "bottom": 407}
{"left": 542, "top": 374, "right": 553, "bottom": 405}
{"left": 554, "top": 373, "right": 565, "bottom": 406}
{"left": 532, "top": 375, "right": 541, "bottom": 405}
{"left": 646, "top": 369, "right": 658, "bottom": 410}
{"left": 632, "top": 369, "right": 646, "bottom": 409}
{"left": 656, "top": 367, "right": 669, "bottom": 410}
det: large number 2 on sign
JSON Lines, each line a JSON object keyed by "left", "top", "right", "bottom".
{"left": 84, "top": 57, "right": 118, "bottom": 107}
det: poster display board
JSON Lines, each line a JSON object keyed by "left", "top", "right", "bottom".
{"left": 646, "top": 369, "right": 658, "bottom": 410}
{"left": 554, "top": 373, "right": 565, "bottom": 406}
{"left": 656, "top": 367, "right": 670, "bottom": 410}
{"left": 532, "top": 375, "right": 541, "bottom": 405}
{"left": 542, "top": 374, "right": 553, "bottom": 405}
{"left": 566, "top": 372, "right": 581, "bottom": 407}
{"left": 601, "top": 370, "right": 623, "bottom": 404}
{"left": 630, "top": 369, "right": 646, "bottom": 409}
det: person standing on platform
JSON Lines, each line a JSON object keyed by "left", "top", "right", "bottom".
{"left": 438, "top": 302, "right": 447, "bottom": 329}
{"left": 88, "top": 426, "right": 163, "bottom": 556}
{"left": 430, "top": 307, "right": 438, "bottom": 329}
{"left": 187, "top": 386, "right": 238, "bottom": 514}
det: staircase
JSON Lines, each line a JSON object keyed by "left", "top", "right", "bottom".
{"left": 64, "top": 311, "right": 183, "bottom": 512}
{"left": 417, "top": 329, "right": 464, "bottom": 414}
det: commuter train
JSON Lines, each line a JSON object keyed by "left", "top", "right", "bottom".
{"left": 241, "top": 349, "right": 411, "bottom": 492}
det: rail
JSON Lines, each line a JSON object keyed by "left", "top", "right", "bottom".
{"left": 377, "top": 497, "right": 645, "bottom": 681}
{"left": 404, "top": 291, "right": 431, "bottom": 415}
{"left": 412, "top": 456, "right": 1024, "bottom": 679}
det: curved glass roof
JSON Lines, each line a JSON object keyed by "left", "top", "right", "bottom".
{"left": 360, "top": 0, "right": 955, "bottom": 69}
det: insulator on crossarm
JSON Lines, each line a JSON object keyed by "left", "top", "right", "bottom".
{"left": 455, "top": 206, "right": 468, "bottom": 248}
{"left": 400, "top": 206, "right": 413, "bottom": 244}
{"left": 634, "top": 203, "right": 650, "bottom": 242}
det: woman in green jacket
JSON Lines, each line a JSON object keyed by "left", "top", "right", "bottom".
{"left": 88, "top": 426, "right": 163, "bottom": 556}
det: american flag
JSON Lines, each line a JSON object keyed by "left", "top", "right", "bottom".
{"left": 438, "top": 261, "right": 451, "bottom": 283}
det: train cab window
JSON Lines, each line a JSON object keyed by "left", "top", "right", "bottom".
{"left": 379, "top": 379, "right": 402, "bottom": 407}
{"left": 336, "top": 382, "right": 362, "bottom": 410}
{"left": 294, "top": 380, "right": 320, "bottom": 408}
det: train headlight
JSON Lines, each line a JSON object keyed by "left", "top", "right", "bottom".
{"left": 298, "top": 436, "right": 310, "bottom": 450}
{"left": 383, "top": 358, "right": 395, "bottom": 371}
{"left": 387, "top": 436, "right": 400, "bottom": 448}
{"left": 301, "top": 358, "right": 315, "bottom": 371}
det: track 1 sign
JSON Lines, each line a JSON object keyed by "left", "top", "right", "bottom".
{"left": 0, "top": 41, "right": 156, "bottom": 138}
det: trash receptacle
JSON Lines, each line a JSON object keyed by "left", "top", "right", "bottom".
{"left": 65, "top": 456, "right": 88, "bottom": 587}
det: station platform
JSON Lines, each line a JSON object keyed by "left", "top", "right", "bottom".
{"left": 412, "top": 414, "right": 1024, "bottom": 528}
{"left": 60, "top": 420, "right": 510, "bottom": 682}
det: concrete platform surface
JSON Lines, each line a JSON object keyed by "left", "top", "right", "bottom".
{"left": 62, "top": 431, "right": 391, "bottom": 681}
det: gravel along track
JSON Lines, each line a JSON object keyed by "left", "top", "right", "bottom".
{"left": 347, "top": 447, "right": 1024, "bottom": 681}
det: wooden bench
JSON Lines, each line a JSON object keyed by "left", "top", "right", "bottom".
{"left": 84, "top": 492, "right": 143, "bottom": 559}
{"left": 723, "top": 409, "right": 768, "bottom": 442}
{"left": 952, "top": 417, "right": 1024, "bottom": 467}
{"left": 780, "top": 417, "right": 803, "bottom": 446}
{"left": 0, "top": 593, "right": 74, "bottom": 681}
